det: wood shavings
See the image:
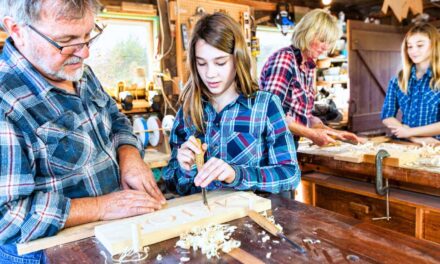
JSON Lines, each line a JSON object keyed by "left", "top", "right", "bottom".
{"left": 111, "top": 246, "right": 149, "bottom": 263}
{"left": 273, "top": 240, "right": 280, "bottom": 244}
{"left": 266, "top": 252, "right": 272, "bottom": 259}
{"left": 303, "top": 238, "right": 321, "bottom": 244}
{"left": 175, "top": 224, "right": 241, "bottom": 259}
{"left": 156, "top": 254, "right": 162, "bottom": 261}
{"left": 180, "top": 256, "right": 190, "bottom": 262}
{"left": 261, "top": 211, "right": 283, "bottom": 233}
{"left": 262, "top": 235, "right": 270, "bottom": 243}
{"left": 244, "top": 223, "right": 253, "bottom": 228}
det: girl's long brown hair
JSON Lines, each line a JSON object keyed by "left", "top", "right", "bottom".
{"left": 180, "top": 12, "right": 258, "bottom": 133}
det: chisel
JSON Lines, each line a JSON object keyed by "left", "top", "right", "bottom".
{"left": 195, "top": 138, "right": 210, "bottom": 209}
{"left": 248, "top": 210, "right": 306, "bottom": 254}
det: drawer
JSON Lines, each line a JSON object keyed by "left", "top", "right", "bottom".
{"left": 424, "top": 210, "right": 440, "bottom": 244}
{"left": 315, "top": 185, "right": 416, "bottom": 236}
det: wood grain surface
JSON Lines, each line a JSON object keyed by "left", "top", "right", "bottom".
{"left": 44, "top": 195, "right": 440, "bottom": 263}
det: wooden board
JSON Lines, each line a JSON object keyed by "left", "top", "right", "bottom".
{"left": 175, "top": 0, "right": 250, "bottom": 83}
{"left": 95, "top": 191, "right": 271, "bottom": 255}
{"left": 333, "top": 151, "right": 365, "bottom": 163}
{"left": 363, "top": 150, "right": 418, "bottom": 167}
{"left": 17, "top": 190, "right": 236, "bottom": 255}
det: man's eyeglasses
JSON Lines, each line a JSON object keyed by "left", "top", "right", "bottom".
{"left": 27, "top": 23, "right": 104, "bottom": 55}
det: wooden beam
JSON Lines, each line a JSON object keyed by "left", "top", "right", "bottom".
{"left": 220, "top": 0, "right": 276, "bottom": 11}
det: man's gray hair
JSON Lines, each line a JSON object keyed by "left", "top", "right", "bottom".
{"left": 0, "top": 0, "right": 101, "bottom": 30}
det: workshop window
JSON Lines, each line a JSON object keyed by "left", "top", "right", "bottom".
{"left": 255, "top": 26, "right": 292, "bottom": 77}
{"left": 86, "top": 14, "right": 159, "bottom": 90}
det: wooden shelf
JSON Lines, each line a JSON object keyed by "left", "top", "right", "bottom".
{"left": 143, "top": 150, "right": 170, "bottom": 168}
{"left": 317, "top": 80, "right": 348, "bottom": 86}
{"left": 116, "top": 99, "right": 150, "bottom": 114}
{"left": 328, "top": 57, "right": 347, "bottom": 63}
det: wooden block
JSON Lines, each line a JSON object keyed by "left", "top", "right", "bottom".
{"left": 368, "top": 136, "right": 391, "bottom": 144}
{"left": 363, "top": 150, "right": 418, "bottom": 167}
{"left": 17, "top": 190, "right": 236, "bottom": 255}
{"left": 334, "top": 151, "right": 365, "bottom": 163}
{"left": 95, "top": 191, "right": 271, "bottom": 256}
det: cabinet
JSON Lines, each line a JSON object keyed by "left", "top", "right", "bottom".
{"left": 300, "top": 172, "right": 440, "bottom": 245}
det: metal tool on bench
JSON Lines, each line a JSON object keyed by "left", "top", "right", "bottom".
{"left": 372, "top": 149, "right": 391, "bottom": 221}
{"left": 248, "top": 210, "right": 306, "bottom": 254}
{"left": 195, "top": 138, "right": 210, "bottom": 209}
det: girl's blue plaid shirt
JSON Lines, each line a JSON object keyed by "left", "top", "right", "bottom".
{"left": 381, "top": 66, "right": 440, "bottom": 139}
{"left": 162, "top": 91, "right": 301, "bottom": 195}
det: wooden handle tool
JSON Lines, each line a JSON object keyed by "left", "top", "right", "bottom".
{"left": 195, "top": 138, "right": 210, "bottom": 209}
{"left": 248, "top": 210, "right": 306, "bottom": 254}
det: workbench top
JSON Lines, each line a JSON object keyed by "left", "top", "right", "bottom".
{"left": 44, "top": 195, "right": 440, "bottom": 263}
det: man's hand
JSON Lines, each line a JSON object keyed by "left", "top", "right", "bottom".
{"left": 97, "top": 190, "right": 162, "bottom": 220}
{"left": 194, "top": 157, "right": 236, "bottom": 188}
{"left": 336, "top": 130, "right": 366, "bottom": 144}
{"left": 118, "top": 145, "right": 166, "bottom": 204}
{"left": 309, "top": 128, "right": 338, "bottom": 146}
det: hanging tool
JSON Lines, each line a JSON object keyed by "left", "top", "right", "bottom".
{"left": 195, "top": 138, "right": 210, "bottom": 210}
{"left": 248, "top": 210, "right": 305, "bottom": 253}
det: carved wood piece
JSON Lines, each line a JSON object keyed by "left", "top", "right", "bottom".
{"left": 95, "top": 191, "right": 271, "bottom": 255}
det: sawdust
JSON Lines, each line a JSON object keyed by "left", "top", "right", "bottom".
{"left": 175, "top": 224, "right": 241, "bottom": 259}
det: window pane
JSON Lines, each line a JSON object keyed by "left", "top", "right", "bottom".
{"left": 86, "top": 19, "right": 156, "bottom": 89}
{"left": 256, "top": 27, "right": 292, "bottom": 78}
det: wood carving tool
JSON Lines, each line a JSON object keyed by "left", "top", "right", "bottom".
{"left": 195, "top": 138, "right": 210, "bottom": 209}
{"left": 248, "top": 210, "right": 306, "bottom": 254}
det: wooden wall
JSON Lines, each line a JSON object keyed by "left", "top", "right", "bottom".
{"left": 173, "top": 0, "right": 250, "bottom": 90}
{"left": 347, "top": 20, "right": 405, "bottom": 133}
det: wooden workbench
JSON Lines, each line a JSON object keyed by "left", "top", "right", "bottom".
{"left": 296, "top": 147, "right": 440, "bottom": 245}
{"left": 44, "top": 195, "right": 440, "bottom": 263}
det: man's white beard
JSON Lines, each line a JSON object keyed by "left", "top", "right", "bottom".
{"left": 35, "top": 53, "right": 84, "bottom": 82}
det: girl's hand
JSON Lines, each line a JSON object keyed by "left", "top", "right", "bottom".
{"left": 177, "top": 136, "right": 207, "bottom": 170}
{"left": 194, "top": 157, "right": 236, "bottom": 188}
{"left": 389, "top": 125, "right": 413, "bottom": 138}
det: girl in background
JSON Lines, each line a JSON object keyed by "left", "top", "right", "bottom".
{"left": 382, "top": 23, "right": 440, "bottom": 145}
{"left": 162, "top": 13, "right": 300, "bottom": 196}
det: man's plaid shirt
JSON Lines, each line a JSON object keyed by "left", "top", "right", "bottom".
{"left": 259, "top": 45, "right": 316, "bottom": 127}
{"left": 0, "top": 38, "right": 142, "bottom": 244}
{"left": 162, "top": 91, "right": 300, "bottom": 195}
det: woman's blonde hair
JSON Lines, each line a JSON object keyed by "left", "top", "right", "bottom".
{"left": 398, "top": 23, "right": 440, "bottom": 93}
{"left": 291, "top": 9, "right": 340, "bottom": 53}
{"left": 180, "top": 12, "right": 258, "bottom": 133}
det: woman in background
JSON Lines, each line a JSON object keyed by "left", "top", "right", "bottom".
{"left": 382, "top": 23, "right": 440, "bottom": 145}
{"left": 162, "top": 13, "right": 300, "bottom": 197}
{"left": 260, "top": 9, "right": 362, "bottom": 148}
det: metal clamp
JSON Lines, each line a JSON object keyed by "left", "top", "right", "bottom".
{"left": 372, "top": 149, "right": 391, "bottom": 221}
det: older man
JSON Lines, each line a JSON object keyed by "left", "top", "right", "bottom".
{"left": 0, "top": 0, "right": 165, "bottom": 262}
